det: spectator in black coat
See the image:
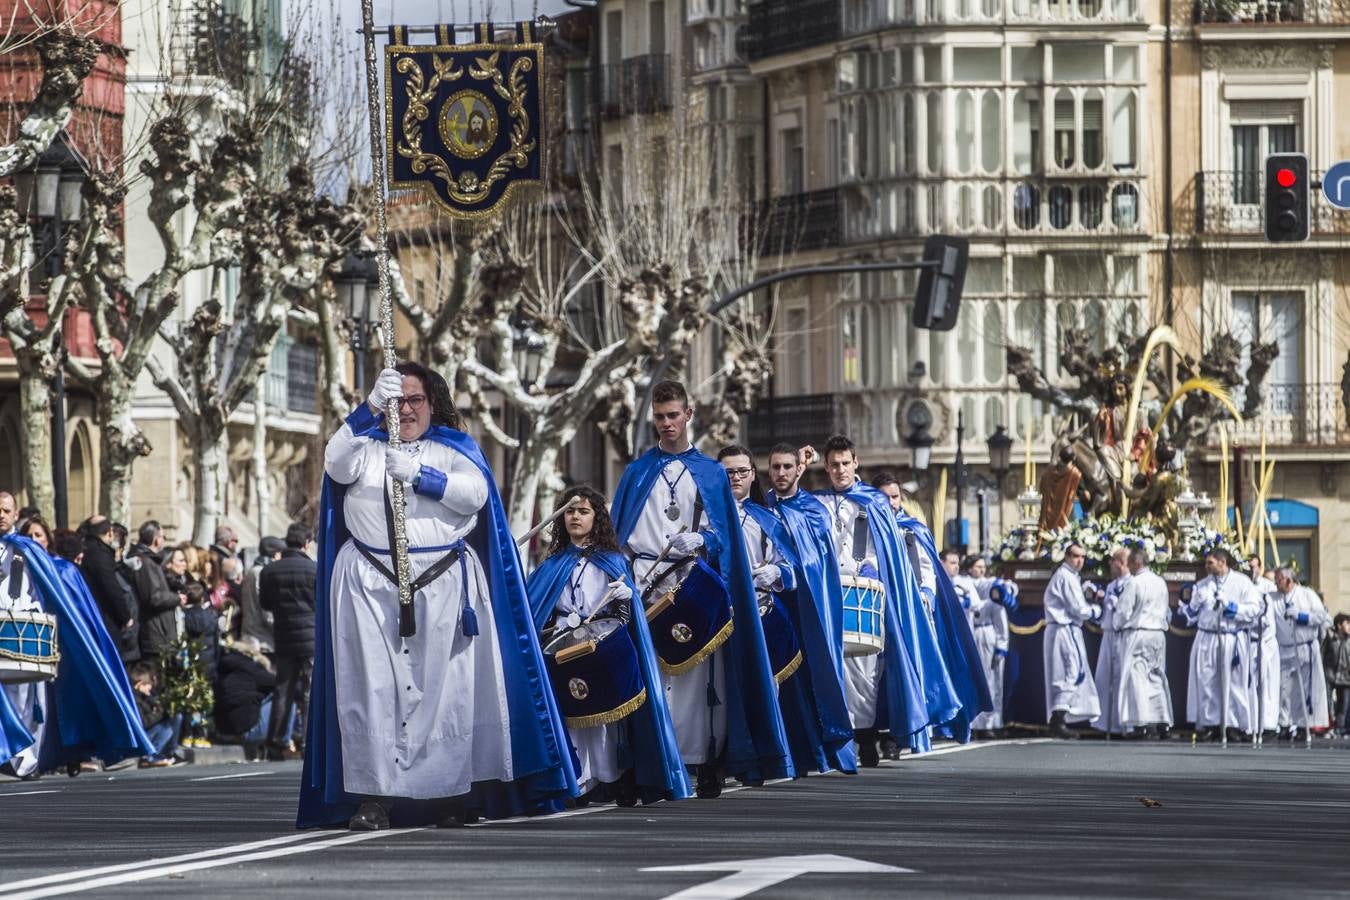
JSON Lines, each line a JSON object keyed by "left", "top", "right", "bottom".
{"left": 214, "top": 641, "right": 278, "bottom": 758}
{"left": 80, "top": 517, "right": 141, "bottom": 663}
{"left": 260, "top": 521, "right": 317, "bottom": 760}
{"left": 238, "top": 536, "right": 285, "bottom": 651}
{"left": 127, "top": 522, "right": 187, "bottom": 660}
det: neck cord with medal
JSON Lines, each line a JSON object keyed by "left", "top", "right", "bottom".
{"left": 563, "top": 554, "right": 592, "bottom": 629}
{"left": 660, "top": 460, "right": 690, "bottom": 523}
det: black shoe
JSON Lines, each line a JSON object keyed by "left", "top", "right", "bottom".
{"left": 436, "top": 804, "right": 480, "bottom": 827}
{"left": 614, "top": 772, "right": 638, "bottom": 808}
{"left": 695, "top": 764, "right": 723, "bottom": 799}
{"left": 348, "top": 801, "right": 390, "bottom": 831}
{"left": 879, "top": 735, "right": 901, "bottom": 760}
{"left": 1155, "top": 726, "right": 1172, "bottom": 742}
{"left": 856, "top": 730, "right": 880, "bottom": 767}
{"left": 1224, "top": 727, "right": 1247, "bottom": 744}
{"left": 1048, "top": 710, "right": 1078, "bottom": 740}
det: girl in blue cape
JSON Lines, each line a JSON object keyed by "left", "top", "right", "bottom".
{"left": 526, "top": 486, "right": 690, "bottom": 807}
{"left": 299, "top": 363, "right": 577, "bottom": 830}
{"left": 1, "top": 525, "right": 153, "bottom": 776}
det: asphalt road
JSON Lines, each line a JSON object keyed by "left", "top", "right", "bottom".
{"left": 1, "top": 738, "right": 1347, "bottom": 900}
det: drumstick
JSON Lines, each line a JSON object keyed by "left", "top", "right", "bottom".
{"left": 515, "top": 496, "right": 583, "bottom": 548}
{"left": 641, "top": 528, "right": 688, "bottom": 591}
{"left": 581, "top": 585, "right": 623, "bottom": 626}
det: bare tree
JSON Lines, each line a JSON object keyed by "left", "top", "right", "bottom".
{"left": 0, "top": 27, "right": 101, "bottom": 177}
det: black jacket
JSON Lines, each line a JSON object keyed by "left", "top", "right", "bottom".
{"left": 127, "top": 543, "right": 182, "bottom": 659}
{"left": 183, "top": 603, "right": 221, "bottom": 682}
{"left": 80, "top": 538, "right": 140, "bottom": 662}
{"left": 213, "top": 648, "right": 277, "bottom": 736}
{"left": 259, "top": 548, "right": 317, "bottom": 657}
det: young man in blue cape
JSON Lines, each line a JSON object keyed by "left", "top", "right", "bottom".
{"left": 610, "top": 381, "right": 792, "bottom": 799}
{"left": 299, "top": 363, "right": 577, "bottom": 830}
{"left": 1, "top": 531, "right": 153, "bottom": 776}
{"left": 526, "top": 485, "right": 690, "bottom": 806}
{"left": 736, "top": 443, "right": 858, "bottom": 776}
{"left": 872, "top": 473, "right": 994, "bottom": 746}
{"left": 813, "top": 436, "right": 961, "bottom": 762}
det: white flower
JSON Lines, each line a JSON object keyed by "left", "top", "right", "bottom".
{"left": 1051, "top": 547, "right": 1065, "bottom": 563}
{"left": 1001, "top": 549, "right": 1014, "bottom": 561}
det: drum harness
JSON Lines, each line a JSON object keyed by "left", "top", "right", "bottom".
{"left": 352, "top": 477, "right": 477, "bottom": 639}
{"left": 1, "top": 546, "right": 59, "bottom": 669}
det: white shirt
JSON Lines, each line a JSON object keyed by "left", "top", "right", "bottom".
{"left": 1043, "top": 564, "right": 1100, "bottom": 626}
{"left": 626, "top": 457, "right": 702, "bottom": 562}
{"left": 554, "top": 556, "right": 614, "bottom": 620}
{"left": 822, "top": 492, "right": 876, "bottom": 576}
{"left": 736, "top": 500, "right": 791, "bottom": 594}
{"left": 1184, "top": 571, "right": 1262, "bottom": 633}
{"left": 1273, "top": 585, "right": 1331, "bottom": 647}
{"left": 1114, "top": 569, "right": 1171, "bottom": 632}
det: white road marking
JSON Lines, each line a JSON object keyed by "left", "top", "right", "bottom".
{"left": 188, "top": 770, "right": 276, "bottom": 783}
{"left": 0, "top": 829, "right": 424, "bottom": 900}
{"left": 0, "top": 790, "right": 61, "bottom": 798}
{"left": 890, "top": 738, "right": 1053, "bottom": 762}
{"left": 645, "top": 853, "right": 914, "bottom": 900}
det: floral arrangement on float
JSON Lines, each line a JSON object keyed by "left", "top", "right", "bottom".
{"left": 995, "top": 515, "right": 1173, "bottom": 577}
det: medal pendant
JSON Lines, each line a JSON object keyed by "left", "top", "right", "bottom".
{"left": 665, "top": 503, "right": 680, "bottom": 522}
{"left": 566, "top": 612, "right": 582, "bottom": 629}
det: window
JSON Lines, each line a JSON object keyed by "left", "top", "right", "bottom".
{"left": 1230, "top": 100, "right": 1300, "bottom": 205}
{"left": 841, "top": 305, "right": 861, "bottom": 389}
{"left": 781, "top": 126, "right": 804, "bottom": 194}
{"left": 648, "top": 1, "right": 666, "bottom": 56}
{"left": 782, "top": 304, "right": 811, "bottom": 395}
{"left": 605, "top": 10, "right": 622, "bottom": 64}
{"left": 1231, "top": 292, "right": 1303, "bottom": 392}
{"left": 1053, "top": 93, "right": 1102, "bottom": 170}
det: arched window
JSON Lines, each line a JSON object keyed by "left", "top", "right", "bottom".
{"left": 984, "top": 302, "right": 1005, "bottom": 383}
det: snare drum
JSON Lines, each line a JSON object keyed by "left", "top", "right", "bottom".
{"left": 543, "top": 617, "right": 646, "bottom": 729}
{"left": 645, "top": 558, "right": 734, "bottom": 676}
{"left": 0, "top": 611, "right": 60, "bottom": 684}
{"left": 840, "top": 574, "right": 885, "bottom": 657}
{"left": 759, "top": 593, "right": 802, "bottom": 684}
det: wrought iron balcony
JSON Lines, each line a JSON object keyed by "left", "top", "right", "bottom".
{"left": 599, "top": 54, "right": 673, "bottom": 120}
{"left": 842, "top": 0, "right": 1143, "bottom": 31}
{"left": 760, "top": 188, "right": 842, "bottom": 254}
{"left": 748, "top": 394, "right": 842, "bottom": 454}
{"left": 1195, "top": 0, "right": 1350, "bottom": 23}
{"left": 1226, "top": 383, "right": 1349, "bottom": 446}
{"left": 741, "top": 0, "right": 840, "bottom": 63}
{"left": 1194, "top": 170, "right": 1350, "bottom": 236}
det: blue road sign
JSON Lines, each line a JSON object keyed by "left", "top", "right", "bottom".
{"left": 1324, "top": 160, "right": 1350, "bottom": 210}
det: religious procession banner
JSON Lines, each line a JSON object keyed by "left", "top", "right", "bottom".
{"left": 385, "top": 23, "right": 544, "bottom": 221}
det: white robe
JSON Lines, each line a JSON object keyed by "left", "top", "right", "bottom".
{"left": 550, "top": 558, "right": 624, "bottom": 792}
{"left": 1274, "top": 586, "right": 1331, "bottom": 730}
{"left": 1042, "top": 564, "right": 1101, "bottom": 722}
{"left": 1091, "top": 575, "right": 1131, "bottom": 734}
{"left": 1113, "top": 569, "right": 1173, "bottom": 729}
{"left": 323, "top": 420, "right": 513, "bottom": 800}
{"left": 1182, "top": 571, "right": 1262, "bottom": 731}
{"left": 1, "top": 541, "right": 47, "bottom": 776}
{"left": 824, "top": 492, "right": 882, "bottom": 730}
{"left": 1246, "top": 578, "right": 1281, "bottom": 733}
{"left": 628, "top": 457, "right": 726, "bottom": 766}
{"left": 956, "top": 574, "right": 1007, "bottom": 731}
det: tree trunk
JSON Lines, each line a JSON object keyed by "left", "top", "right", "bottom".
{"left": 15, "top": 353, "right": 54, "bottom": 515}
{"left": 507, "top": 429, "right": 568, "bottom": 569}
{"left": 252, "top": 381, "right": 271, "bottom": 538}
{"left": 96, "top": 370, "right": 151, "bottom": 526}
{"left": 314, "top": 285, "right": 349, "bottom": 440}
{"left": 191, "top": 419, "right": 227, "bottom": 547}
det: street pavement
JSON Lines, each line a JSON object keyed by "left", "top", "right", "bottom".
{"left": 1, "top": 738, "right": 1347, "bottom": 899}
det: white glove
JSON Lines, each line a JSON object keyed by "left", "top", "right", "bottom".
{"left": 606, "top": 579, "right": 633, "bottom": 602}
{"left": 385, "top": 447, "right": 419, "bottom": 484}
{"left": 368, "top": 367, "right": 403, "bottom": 412}
{"left": 669, "top": 532, "right": 704, "bottom": 557}
{"left": 752, "top": 564, "right": 780, "bottom": 591}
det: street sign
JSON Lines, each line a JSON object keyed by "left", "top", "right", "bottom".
{"left": 644, "top": 854, "right": 914, "bottom": 899}
{"left": 1324, "top": 160, "right": 1350, "bottom": 210}
{"left": 912, "top": 234, "right": 968, "bottom": 331}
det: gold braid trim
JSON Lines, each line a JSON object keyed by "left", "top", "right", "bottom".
{"left": 565, "top": 688, "right": 647, "bottom": 730}
{"left": 1008, "top": 619, "right": 1047, "bottom": 636}
{"left": 659, "top": 620, "right": 735, "bottom": 677}
{"left": 774, "top": 650, "right": 804, "bottom": 685}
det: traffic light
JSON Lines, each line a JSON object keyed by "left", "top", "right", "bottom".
{"left": 912, "top": 234, "right": 967, "bottom": 331}
{"left": 1264, "top": 153, "right": 1310, "bottom": 242}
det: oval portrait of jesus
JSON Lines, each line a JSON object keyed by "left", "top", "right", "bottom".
{"left": 438, "top": 90, "right": 499, "bottom": 161}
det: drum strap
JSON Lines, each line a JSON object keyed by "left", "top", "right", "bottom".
{"left": 640, "top": 555, "right": 699, "bottom": 604}
{"left": 7, "top": 554, "right": 23, "bottom": 601}
{"left": 903, "top": 531, "right": 922, "bottom": 575}
{"left": 851, "top": 512, "right": 869, "bottom": 564}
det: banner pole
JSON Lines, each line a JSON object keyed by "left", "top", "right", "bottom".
{"left": 359, "top": 0, "right": 415, "bottom": 634}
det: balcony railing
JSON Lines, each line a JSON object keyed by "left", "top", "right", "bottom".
{"left": 741, "top": 0, "right": 840, "bottom": 62}
{"left": 760, "top": 188, "right": 842, "bottom": 253}
{"left": 1226, "top": 383, "right": 1349, "bottom": 446}
{"left": 1195, "top": 0, "right": 1350, "bottom": 24}
{"left": 748, "top": 394, "right": 842, "bottom": 454}
{"left": 842, "top": 175, "right": 1148, "bottom": 243}
{"left": 600, "top": 54, "right": 673, "bottom": 120}
{"left": 1194, "top": 170, "right": 1350, "bottom": 236}
{"left": 171, "top": 0, "right": 258, "bottom": 89}
{"left": 264, "top": 336, "right": 319, "bottom": 416}
{"left": 842, "top": 0, "right": 1143, "bottom": 31}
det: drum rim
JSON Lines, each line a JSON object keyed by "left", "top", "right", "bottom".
{"left": 563, "top": 685, "right": 647, "bottom": 729}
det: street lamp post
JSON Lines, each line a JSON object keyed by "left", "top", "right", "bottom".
{"left": 337, "top": 253, "right": 377, "bottom": 396}
{"left": 981, "top": 425, "right": 1013, "bottom": 557}
{"left": 954, "top": 410, "right": 966, "bottom": 554}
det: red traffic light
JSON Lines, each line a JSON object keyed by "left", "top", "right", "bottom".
{"left": 1276, "top": 168, "right": 1297, "bottom": 188}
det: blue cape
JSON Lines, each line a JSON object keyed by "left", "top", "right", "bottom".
{"left": 299, "top": 419, "right": 578, "bottom": 827}
{"left": 744, "top": 499, "right": 856, "bottom": 775}
{"left": 611, "top": 446, "right": 793, "bottom": 781}
{"left": 526, "top": 544, "right": 691, "bottom": 801}
{"left": 895, "top": 513, "right": 993, "bottom": 744}
{"left": 815, "top": 483, "right": 958, "bottom": 740}
{"left": 0, "top": 535, "right": 153, "bottom": 767}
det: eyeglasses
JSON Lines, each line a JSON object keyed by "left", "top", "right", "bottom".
{"left": 398, "top": 394, "right": 427, "bottom": 411}
{"left": 724, "top": 468, "right": 754, "bottom": 479}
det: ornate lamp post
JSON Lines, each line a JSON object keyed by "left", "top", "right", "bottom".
{"left": 978, "top": 424, "right": 1013, "bottom": 555}
{"left": 1175, "top": 488, "right": 1204, "bottom": 562}
{"left": 337, "top": 253, "right": 378, "bottom": 395}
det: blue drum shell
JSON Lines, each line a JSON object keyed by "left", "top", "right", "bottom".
{"left": 760, "top": 593, "right": 802, "bottom": 684}
{"left": 545, "top": 621, "right": 646, "bottom": 729}
{"left": 648, "top": 558, "right": 734, "bottom": 676}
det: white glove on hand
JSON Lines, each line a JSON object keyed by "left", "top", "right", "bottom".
{"left": 606, "top": 579, "right": 633, "bottom": 603}
{"left": 385, "top": 447, "right": 419, "bottom": 484}
{"left": 752, "top": 564, "right": 780, "bottom": 591}
{"left": 669, "top": 532, "right": 704, "bottom": 557}
{"left": 368, "top": 367, "right": 403, "bottom": 412}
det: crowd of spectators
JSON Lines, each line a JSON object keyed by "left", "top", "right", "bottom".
{"left": 2, "top": 492, "right": 317, "bottom": 771}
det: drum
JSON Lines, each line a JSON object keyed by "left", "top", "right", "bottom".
{"left": 841, "top": 574, "right": 885, "bottom": 657}
{"left": 543, "top": 617, "right": 646, "bottom": 729}
{"left": 645, "top": 558, "right": 734, "bottom": 676}
{"left": 0, "top": 611, "right": 60, "bottom": 684}
{"left": 759, "top": 593, "right": 801, "bottom": 684}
